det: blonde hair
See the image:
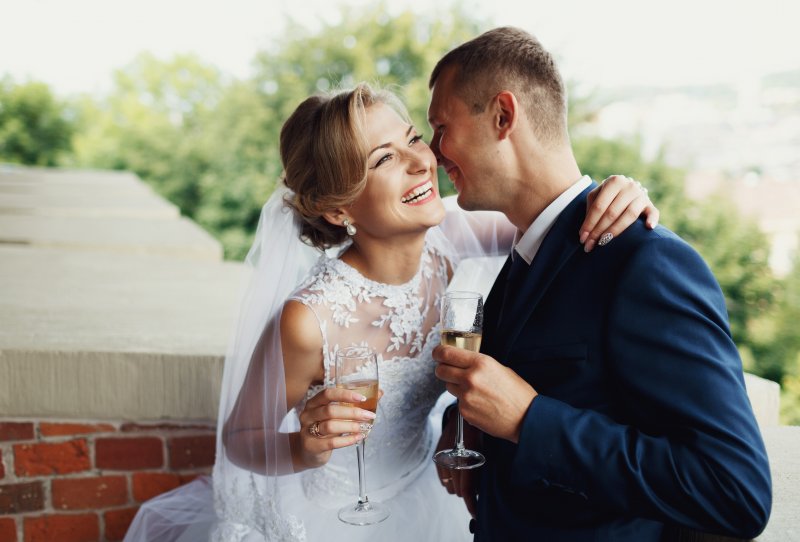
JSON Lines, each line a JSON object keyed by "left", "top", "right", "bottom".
{"left": 280, "top": 83, "right": 409, "bottom": 249}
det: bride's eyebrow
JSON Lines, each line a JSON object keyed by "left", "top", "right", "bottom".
{"left": 368, "top": 125, "right": 414, "bottom": 156}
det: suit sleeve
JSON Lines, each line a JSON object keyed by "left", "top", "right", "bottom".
{"left": 511, "top": 235, "right": 772, "bottom": 538}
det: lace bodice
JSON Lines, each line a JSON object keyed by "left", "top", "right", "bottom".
{"left": 288, "top": 240, "right": 451, "bottom": 503}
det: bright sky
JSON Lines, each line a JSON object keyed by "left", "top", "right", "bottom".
{"left": 2, "top": 0, "right": 798, "bottom": 95}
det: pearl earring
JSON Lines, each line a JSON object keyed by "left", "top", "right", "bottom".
{"left": 343, "top": 218, "right": 357, "bottom": 236}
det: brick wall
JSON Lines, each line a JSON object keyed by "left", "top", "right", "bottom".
{"left": 0, "top": 420, "right": 215, "bottom": 542}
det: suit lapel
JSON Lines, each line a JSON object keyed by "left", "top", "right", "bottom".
{"left": 494, "top": 184, "right": 596, "bottom": 363}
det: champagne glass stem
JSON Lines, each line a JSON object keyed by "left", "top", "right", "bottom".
{"left": 356, "top": 438, "right": 369, "bottom": 505}
{"left": 454, "top": 406, "right": 466, "bottom": 452}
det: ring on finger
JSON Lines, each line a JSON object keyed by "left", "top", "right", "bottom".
{"left": 308, "top": 420, "right": 323, "bottom": 438}
{"left": 441, "top": 477, "right": 452, "bottom": 484}
{"left": 598, "top": 232, "right": 614, "bottom": 246}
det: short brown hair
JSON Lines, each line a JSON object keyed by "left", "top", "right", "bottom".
{"left": 280, "top": 84, "right": 409, "bottom": 249}
{"left": 429, "top": 26, "right": 567, "bottom": 144}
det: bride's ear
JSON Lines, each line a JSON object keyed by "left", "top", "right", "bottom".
{"left": 322, "top": 208, "right": 350, "bottom": 228}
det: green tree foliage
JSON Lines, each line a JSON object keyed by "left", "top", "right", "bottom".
{"left": 71, "top": 53, "right": 223, "bottom": 218}
{"left": 0, "top": 77, "right": 74, "bottom": 166}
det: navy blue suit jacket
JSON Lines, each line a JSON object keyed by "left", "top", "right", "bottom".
{"left": 475, "top": 184, "right": 771, "bottom": 541}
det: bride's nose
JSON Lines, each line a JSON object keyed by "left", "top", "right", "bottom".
{"left": 406, "top": 148, "right": 431, "bottom": 175}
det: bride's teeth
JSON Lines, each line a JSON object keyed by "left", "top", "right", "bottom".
{"left": 402, "top": 181, "right": 433, "bottom": 203}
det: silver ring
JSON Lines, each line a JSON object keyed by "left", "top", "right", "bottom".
{"left": 308, "top": 421, "right": 323, "bottom": 438}
{"left": 598, "top": 232, "right": 614, "bottom": 247}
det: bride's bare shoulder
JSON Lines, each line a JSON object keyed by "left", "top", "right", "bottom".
{"left": 281, "top": 299, "right": 323, "bottom": 359}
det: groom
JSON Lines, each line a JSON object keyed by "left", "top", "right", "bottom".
{"left": 430, "top": 27, "right": 771, "bottom": 541}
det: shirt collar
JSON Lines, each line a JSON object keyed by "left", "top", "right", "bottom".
{"left": 512, "top": 175, "right": 592, "bottom": 264}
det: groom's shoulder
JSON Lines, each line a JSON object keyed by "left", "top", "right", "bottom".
{"left": 608, "top": 220, "right": 712, "bottom": 273}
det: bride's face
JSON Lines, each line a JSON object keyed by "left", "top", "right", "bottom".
{"left": 347, "top": 103, "right": 445, "bottom": 239}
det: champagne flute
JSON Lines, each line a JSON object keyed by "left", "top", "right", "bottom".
{"left": 433, "top": 291, "right": 486, "bottom": 469}
{"left": 335, "top": 346, "right": 389, "bottom": 525}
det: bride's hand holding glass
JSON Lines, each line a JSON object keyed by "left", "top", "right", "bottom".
{"left": 297, "top": 387, "right": 376, "bottom": 469}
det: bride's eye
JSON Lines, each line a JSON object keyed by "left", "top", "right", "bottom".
{"left": 373, "top": 153, "right": 393, "bottom": 168}
{"left": 409, "top": 134, "right": 424, "bottom": 146}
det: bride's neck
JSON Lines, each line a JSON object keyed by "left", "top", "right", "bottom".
{"left": 340, "top": 232, "right": 427, "bottom": 285}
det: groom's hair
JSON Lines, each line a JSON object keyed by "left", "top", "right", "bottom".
{"left": 429, "top": 26, "right": 568, "bottom": 146}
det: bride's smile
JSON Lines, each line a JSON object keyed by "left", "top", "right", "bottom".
{"left": 400, "top": 180, "right": 435, "bottom": 205}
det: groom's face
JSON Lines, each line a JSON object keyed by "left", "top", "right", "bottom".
{"left": 427, "top": 66, "right": 496, "bottom": 212}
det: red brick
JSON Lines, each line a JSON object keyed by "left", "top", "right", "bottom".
{"left": 104, "top": 507, "right": 138, "bottom": 541}
{"left": 0, "top": 482, "right": 45, "bottom": 514}
{"left": 0, "top": 423, "right": 34, "bottom": 443}
{"left": 0, "top": 458, "right": 5, "bottom": 479}
{"left": 23, "top": 514, "right": 98, "bottom": 542}
{"left": 120, "top": 422, "right": 214, "bottom": 433}
{"left": 39, "top": 423, "right": 115, "bottom": 437}
{"left": 95, "top": 438, "right": 163, "bottom": 470}
{"left": 131, "top": 472, "right": 180, "bottom": 502}
{"left": 0, "top": 518, "right": 17, "bottom": 542}
{"left": 168, "top": 435, "right": 215, "bottom": 469}
{"left": 179, "top": 473, "right": 202, "bottom": 485}
{"left": 13, "top": 440, "right": 90, "bottom": 477}
{"left": 52, "top": 476, "right": 127, "bottom": 510}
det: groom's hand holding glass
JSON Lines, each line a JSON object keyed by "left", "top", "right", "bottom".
{"left": 433, "top": 346, "right": 537, "bottom": 444}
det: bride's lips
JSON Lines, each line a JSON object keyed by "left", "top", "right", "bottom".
{"left": 401, "top": 179, "right": 435, "bottom": 206}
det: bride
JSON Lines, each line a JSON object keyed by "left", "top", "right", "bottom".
{"left": 124, "top": 83, "right": 656, "bottom": 542}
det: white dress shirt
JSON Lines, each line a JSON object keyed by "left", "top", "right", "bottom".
{"left": 512, "top": 176, "right": 592, "bottom": 264}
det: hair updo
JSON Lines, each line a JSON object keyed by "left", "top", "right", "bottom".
{"left": 280, "top": 83, "right": 410, "bottom": 250}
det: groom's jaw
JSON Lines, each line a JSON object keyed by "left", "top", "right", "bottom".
{"left": 401, "top": 180, "right": 434, "bottom": 205}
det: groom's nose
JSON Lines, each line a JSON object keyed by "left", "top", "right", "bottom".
{"left": 428, "top": 134, "right": 445, "bottom": 167}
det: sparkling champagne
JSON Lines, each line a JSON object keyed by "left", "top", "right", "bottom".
{"left": 337, "top": 379, "right": 379, "bottom": 413}
{"left": 440, "top": 329, "right": 482, "bottom": 352}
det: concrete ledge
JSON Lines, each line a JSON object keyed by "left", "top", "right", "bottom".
{"left": 0, "top": 350, "right": 223, "bottom": 420}
{"left": 745, "top": 373, "right": 782, "bottom": 427}
{"left": 0, "top": 165, "right": 179, "bottom": 219}
{"left": 758, "top": 425, "right": 800, "bottom": 541}
{"left": 0, "top": 246, "right": 243, "bottom": 420}
{"left": 0, "top": 214, "right": 222, "bottom": 260}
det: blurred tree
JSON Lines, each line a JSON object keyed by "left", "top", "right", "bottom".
{"left": 0, "top": 77, "right": 74, "bottom": 166}
{"left": 72, "top": 6, "right": 482, "bottom": 259}
{"left": 750, "top": 254, "right": 800, "bottom": 386}
{"left": 71, "top": 52, "right": 224, "bottom": 217}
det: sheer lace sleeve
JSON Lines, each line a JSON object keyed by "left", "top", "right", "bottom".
{"left": 437, "top": 195, "right": 515, "bottom": 259}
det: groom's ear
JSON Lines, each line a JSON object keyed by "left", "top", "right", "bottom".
{"left": 492, "top": 90, "right": 519, "bottom": 140}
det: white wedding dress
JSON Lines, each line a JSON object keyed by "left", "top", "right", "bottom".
{"left": 217, "top": 239, "right": 471, "bottom": 541}
{"left": 124, "top": 193, "right": 509, "bottom": 542}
